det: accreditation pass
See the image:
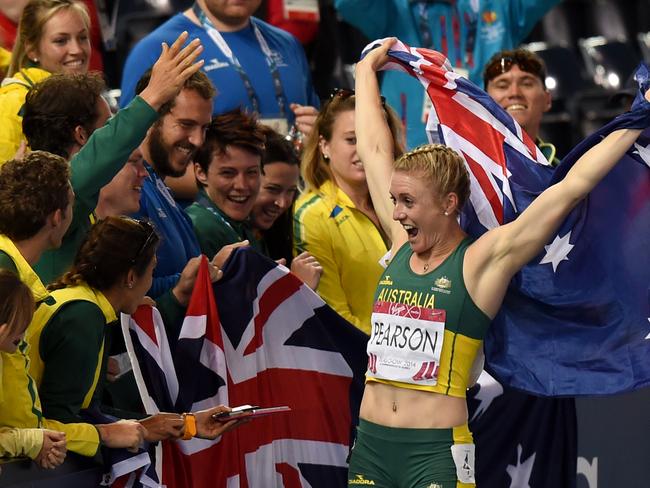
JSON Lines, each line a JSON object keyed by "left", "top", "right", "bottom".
{"left": 367, "top": 301, "right": 445, "bottom": 386}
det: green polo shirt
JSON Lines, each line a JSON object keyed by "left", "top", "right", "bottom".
{"left": 34, "top": 96, "right": 159, "bottom": 285}
{"left": 185, "top": 188, "right": 262, "bottom": 259}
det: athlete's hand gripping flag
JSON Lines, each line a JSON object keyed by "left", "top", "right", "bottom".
{"left": 362, "top": 39, "right": 650, "bottom": 396}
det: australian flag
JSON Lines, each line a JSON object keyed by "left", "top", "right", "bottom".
{"left": 122, "top": 251, "right": 368, "bottom": 487}
{"left": 467, "top": 372, "right": 576, "bottom": 488}
{"left": 367, "top": 39, "right": 650, "bottom": 397}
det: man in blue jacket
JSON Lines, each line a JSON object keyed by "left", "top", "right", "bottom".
{"left": 132, "top": 68, "right": 214, "bottom": 297}
{"left": 335, "top": 0, "right": 562, "bottom": 148}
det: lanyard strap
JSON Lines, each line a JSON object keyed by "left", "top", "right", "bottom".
{"left": 191, "top": 2, "right": 288, "bottom": 117}
{"left": 195, "top": 192, "right": 246, "bottom": 242}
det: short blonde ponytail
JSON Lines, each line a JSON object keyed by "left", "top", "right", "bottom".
{"left": 394, "top": 144, "right": 470, "bottom": 209}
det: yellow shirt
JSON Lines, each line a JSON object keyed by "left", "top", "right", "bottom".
{"left": 0, "top": 346, "right": 100, "bottom": 457}
{"left": 27, "top": 284, "right": 116, "bottom": 411}
{"left": 0, "top": 427, "right": 43, "bottom": 460}
{"left": 0, "top": 48, "right": 10, "bottom": 81}
{"left": 0, "top": 236, "right": 100, "bottom": 457}
{"left": 0, "top": 355, "right": 43, "bottom": 460}
{"left": 0, "top": 67, "right": 51, "bottom": 164}
{"left": 0, "top": 234, "right": 49, "bottom": 302}
{"left": 294, "top": 180, "right": 387, "bottom": 334}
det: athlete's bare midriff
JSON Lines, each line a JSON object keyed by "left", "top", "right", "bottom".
{"left": 359, "top": 381, "right": 468, "bottom": 428}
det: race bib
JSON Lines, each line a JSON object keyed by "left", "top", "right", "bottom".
{"left": 451, "top": 443, "right": 476, "bottom": 484}
{"left": 367, "top": 301, "right": 445, "bottom": 386}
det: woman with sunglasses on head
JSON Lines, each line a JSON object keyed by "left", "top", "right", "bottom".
{"left": 252, "top": 127, "right": 322, "bottom": 290}
{"left": 0, "top": 0, "right": 92, "bottom": 163}
{"left": 349, "top": 38, "right": 650, "bottom": 488}
{"left": 293, "top": 88, "right": 404, "bottom": 334}
{"left": 26, "top": 217, "right": 238, "bottom": 444}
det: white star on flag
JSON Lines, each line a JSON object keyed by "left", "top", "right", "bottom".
{"left": 539, "top": 232, "right": 574, "bottom": 272}
{"left": 633, "top": 142, "right": 650, "bottom": 168}
{"left": 506, "top": 444, "right": 536, "bottom": 488}
{"left": 470, "top": 370, "right": 504, "bottom": 422}
{"left": 645, "top": 318, "right": 650, "bottom": 340}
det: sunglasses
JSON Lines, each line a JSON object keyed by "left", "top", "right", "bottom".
{"left": 130, "top": 219, "right": 157, "bottom": 265}
{"left": 483, "top": 53, "right": 546, "bottom": 87}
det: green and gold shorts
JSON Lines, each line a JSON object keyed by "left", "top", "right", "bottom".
{"left": 347, "top": 419, "right": 476, "bottom": 488}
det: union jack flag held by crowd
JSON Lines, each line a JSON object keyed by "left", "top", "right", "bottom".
{"left": 364, "top": 39, "right": 650, "bottom": 397}
{"left": 122, "top": 251, "right": 368, "bottom": 487}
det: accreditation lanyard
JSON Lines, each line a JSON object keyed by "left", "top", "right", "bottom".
{"left": 192, "top": 2, "right": 288, "bottom": 118}
{"left": 195, "top": 191, "right": 246, "bottom": 242}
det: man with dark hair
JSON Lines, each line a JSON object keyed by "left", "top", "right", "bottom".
{"left": 133, "top": 68, "right": 216, "bottom": 297}
{"left": 186, "top": 107, "right": 266, "bottom": 257}
{"left": 22, "top": 32, "right": 206, "bottom": 284}
{"left": 483, "top": 48, "right": 559, "bottom": 165}
{"left": 22, "top": 73, "right": 108, "bottom": 160}
{"left": 0, "top": 152, "right": 72, "bottom": 299}
{"left": 479, "top": 48, "right": 575, "bottom": 488}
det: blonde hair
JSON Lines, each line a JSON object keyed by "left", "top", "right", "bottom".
{"left": 301, "top": 93, "right": 404, "bottom": 192}
{"left": 394, "top": 144, "right": 470, "bottom": 209}
{"left": 8, "top": 0, "right": 90, "bottom": 77}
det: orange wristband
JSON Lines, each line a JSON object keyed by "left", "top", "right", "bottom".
{"left": 182, "top": 413, "right": 197, "bottom": 440}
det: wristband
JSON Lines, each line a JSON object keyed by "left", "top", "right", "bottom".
{"left": 182, "top": 413, "right": 197, "bottom": 440}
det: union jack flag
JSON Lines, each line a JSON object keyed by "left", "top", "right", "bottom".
{"left": 79, "top": 408, "right": 159, "bottom": 488}
{"left": 122, "top": 251, "right": 368, "bottom": 487}
{"left": 364, "top": 39, "right": 650, "bottom": 396}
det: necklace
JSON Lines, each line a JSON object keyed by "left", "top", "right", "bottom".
{"left": 414, "top": 250, "right": 434, "bottom": 273}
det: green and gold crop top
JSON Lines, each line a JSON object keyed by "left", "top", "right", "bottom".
{"left": 366, "top": 238, "right": 491, "bottom": 398}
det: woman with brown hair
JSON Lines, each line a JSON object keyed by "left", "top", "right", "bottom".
{"left": 188, "top": 108, "right": 267, "bottom": 259}
{"left": 0, "top": 0, "right": 91, "bottom": 162}
{"left": 251, "top": 127, "right": 322, "bottom": 290}
{"left": 293, "top": 89, "right": 403, "bottom": 334}
{"left": 26, "top": 216, "right": 237, "bottom": 443}
{"left": 0, "top": 270, "right": 67, "bottom": 469}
